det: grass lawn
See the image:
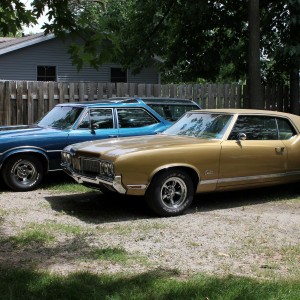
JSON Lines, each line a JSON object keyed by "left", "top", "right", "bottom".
{"left": 0, "top": 267, "right": 300, "bottom": 300}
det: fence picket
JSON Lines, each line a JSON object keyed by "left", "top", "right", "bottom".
{"left": 0, "top": 80, "right": 292, "bottom": 125}
{"left": 235, "top": 84, "right": 242, "bottom": 108}
{"left": 0, "top": 81, "right": 4, "bottom": 125}
{"left": 276, "top": 85, "right": 283, "bottom": 112}
{"left": 27, "top": 81, "right": 33, "bottom": 124}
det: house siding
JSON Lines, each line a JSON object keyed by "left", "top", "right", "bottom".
{"left": 0, "top": 37, "right": 160, "bottom": 83}
{"left": 128, "top": 68, "right": 160, "bottom": 83}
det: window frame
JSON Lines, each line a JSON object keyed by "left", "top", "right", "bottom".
{"left": 110, "top": 67, "right": 127, "bottom": 83}
{"left": 228, "top": 115, "right": 298, "bottom": 141}
{"left": 76, "top": 108, "right": 115, "bottom": 130}
{"left": 277, "top": 117, "right": 297, "bottom": 140}
{"left": 116, "top": 107, "right": 159, "bottom": 128}
{"left": 36, "top": 65, "right": 57, "bottom": 81}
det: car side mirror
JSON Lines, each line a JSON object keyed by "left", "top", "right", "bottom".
{"left": 237, "top": 132, "right": 247, "bottom": 141}
{"left": 90, "top": 123, "right": 98, "bottom": 134}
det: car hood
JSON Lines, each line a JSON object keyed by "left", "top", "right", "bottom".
{"left": 69, "top": 134, "right": 221, "bottom": 159}
{"left": 0, "top": 125, "right": 60, "bottom": 138}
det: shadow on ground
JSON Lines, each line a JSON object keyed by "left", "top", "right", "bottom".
{"left": 46, "top": 191, "right": 153, "bottom": 223}
{"left": 44, "top": 172, "right": 300, "bottom": 223}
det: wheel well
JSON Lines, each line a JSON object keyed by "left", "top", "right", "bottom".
{"left": 151, "top": 167, "right": 200, "bottom": 192}
{"left": 2, "top": 152, "right": 49, "bottom": 174}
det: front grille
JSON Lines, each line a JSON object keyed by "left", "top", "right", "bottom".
{"left": 70, "top": 156, "right": 114, "bottom": 180}
{"left": 81, "top": 158, "right": 100, "bottom": 174}
{"left": 72, "top": 156, "right": 81, "bottom": 171}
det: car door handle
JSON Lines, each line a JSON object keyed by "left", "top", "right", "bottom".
{"left": 275, "top": 147, "right": 285, "bottom": 154}
{"left": 109, "top": 135, "right": 118, "bottom": 138}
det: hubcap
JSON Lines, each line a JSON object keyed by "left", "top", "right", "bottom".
{"left": 160, "top": 177, "right": 187, "bottom": 209}
{"left": 12, "top": 160, "right": 38, "bottom": 186}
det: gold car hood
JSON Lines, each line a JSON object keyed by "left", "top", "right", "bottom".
{"left": 72, "top": 134, "right": 220, "bottom": 159}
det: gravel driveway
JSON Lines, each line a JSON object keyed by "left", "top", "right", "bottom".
{"left": 0, "top": 179, "right": 299, "bottom": 280}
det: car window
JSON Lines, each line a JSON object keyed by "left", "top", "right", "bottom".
{"left": 277, "top": 118, "right": 297, "bottom": 140}
{"left": 117, "top": 108, "right": 158, "bottom": 128}
{"left": 228, "top": 116, "right": 279, "bottom": 140}
{"left": 148, "top": 104, "right": 199, "bottom": 121}
{"left": 78, "top": 109, "right": 114, "bottom": 129}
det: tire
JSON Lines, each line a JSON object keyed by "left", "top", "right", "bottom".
{"left": 2, "top": 154, "right": 44, "bottom": 191}
{"left": 145, "top": 169, "right": 194, "bottom": 217}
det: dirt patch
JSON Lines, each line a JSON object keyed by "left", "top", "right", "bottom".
{"left": 0, "top": 181, "right": 300, "bottom": 280}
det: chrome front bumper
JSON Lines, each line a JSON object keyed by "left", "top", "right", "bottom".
{"left": 62, "top": 165, "right": 126, "bottom": 194}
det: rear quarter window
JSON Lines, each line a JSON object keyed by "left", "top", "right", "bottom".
{"left": 277, "top": 118, "right": 297, "bottom": 140}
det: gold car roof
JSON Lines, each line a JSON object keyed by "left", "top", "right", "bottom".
{"left": 193, "top": 109, "right": 300, "bottom": 132}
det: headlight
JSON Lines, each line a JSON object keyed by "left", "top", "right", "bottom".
{"left": 99, "top": 161, "right": 114, "bottom": 177}
{"left": 61, "top": 151, "right": 71, "bottom": 164}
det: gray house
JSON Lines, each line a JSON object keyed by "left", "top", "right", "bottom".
{"left": 0, "top": 33, "right": 160, "bottom": 83}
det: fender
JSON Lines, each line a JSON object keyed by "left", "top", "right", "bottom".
{"left": 149, "top": 163, "right": 201, "bottom": 185}
{"left": 0, "top": 146, "right": 49, "bottom": 171}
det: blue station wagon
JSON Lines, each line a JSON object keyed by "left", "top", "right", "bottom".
{"left": 0, "top": 97, "right": 200, "bottom": 191}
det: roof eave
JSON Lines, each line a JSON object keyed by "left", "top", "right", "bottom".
{"left": 0, "top": 33, "right": 55, "bottom": 56}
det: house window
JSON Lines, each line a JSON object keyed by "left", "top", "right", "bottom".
{"left": 37, "top": 66, "right": 56, "bottom": 81}
{"left": 111, "top": 68, "right": 127, "bottom": 83}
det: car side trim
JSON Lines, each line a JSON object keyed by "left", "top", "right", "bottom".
{"left": 127, "top": 184, "right": 147, "bottom": 190}
{"left": 218, "top": 171, "right": 300, "bottom": 184}
{"left": 200, "top": 179, "right": 218, "bottom": 185}
{"left": 0, "top": 148, "right": 61, "bottom": 158}
{"left": 0, "top": 145, "right": 47, "bottom": 156}
{"left": 46, "top": 150, "right": 62, "bottom": 153}
{"left": 199, "top": 171, "right": 300, "bottom": 186}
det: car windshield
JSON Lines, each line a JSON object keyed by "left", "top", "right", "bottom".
{"left": 163, "top": 112, "right": 233, "bottom": 139}
{"left": 37, "top": 106, "right": 84, "bottom": 129}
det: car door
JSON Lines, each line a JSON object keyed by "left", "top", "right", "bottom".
{"left": 67, "top": 108, "right": 119, "bottom": 144}
{"left": 116, "top": 108, "right": 168, "bottom": 137}
{"left": 217, "top": 115, "right": 287, "bottom": 189}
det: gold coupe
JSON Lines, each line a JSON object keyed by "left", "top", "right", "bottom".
{"left": 62, "top": 109, "right": 300, "bottom": 216}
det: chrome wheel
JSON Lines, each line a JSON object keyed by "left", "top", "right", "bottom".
{"left": 3, "top": 154, "right": 44, "bottom": 191}
{"left": 145, "top": 169, "right": 194, "bottom": 217}
{"left": 160, "top": 177, "right": 187, "bottom": 209}
{"left": 12, "top": 159, "right": 39, "bottom": 186}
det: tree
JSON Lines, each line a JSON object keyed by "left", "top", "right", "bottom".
{"left": 287, "top": 1, "right": 300, "bottom": 115}
{"left": 1, "top": 1, "right": 299, "bottom": 111}
{"left": 0, "top": 0, "right": 36, "bottom": 36}
{"left": 248, "top": 0, "right": 264, "bottom": 109}
{"left": 260, "top": 0, "right": 300, "bottom": 113}
{"left": 112, "top": 0, "right": 248, "bottom": 82}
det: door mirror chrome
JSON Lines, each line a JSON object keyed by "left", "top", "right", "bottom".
{"left": 237, "top": 132, "right": 247, "bottom": 141}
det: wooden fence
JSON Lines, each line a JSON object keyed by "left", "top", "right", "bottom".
{"left": 0, "top": 80, "right": 290, "bottom": 126}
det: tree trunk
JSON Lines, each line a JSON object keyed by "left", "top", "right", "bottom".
{"left": 288, "top": 2, "right": 300, "bottom": 115}
{"left": 290, "top": 69, "right": 299, "bottom": 115}
{"left": 247, "top": 0, "right": 263, "bottom": 109}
